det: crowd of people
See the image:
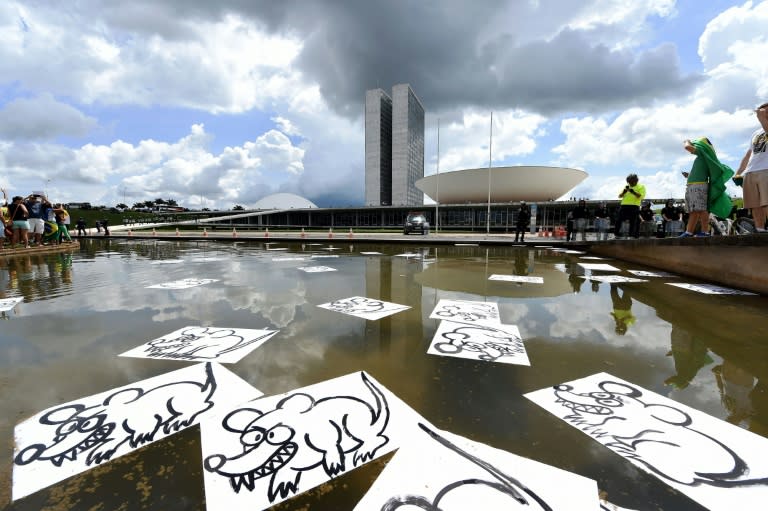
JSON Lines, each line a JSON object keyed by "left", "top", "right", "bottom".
{"left": 1, "top": 190, "right": 74, "bottom": 250}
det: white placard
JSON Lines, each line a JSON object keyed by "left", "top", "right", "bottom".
{"left": 428, "top": 320, "right": 529, "bottom": 366}
{"left": 355, "top": 422, "right": 598, "bottom": 510}
{"left": 317, "top": 296, "right": 410, "bottom": 320}
{"left": 578, "top": 263, "right": 621, "bottom": 272}
{"left": 454, "top": 243, "right": 478, "bottom": 246}
{"left": 13, "top": 363, "right": 261, "bottom": 501}
{"left": 359, "top": 251, "right": 383, "bottom": 255}
{"left": 600, "top": 499, "right": 639, "bottom": 511}
{"left": 150, "top": 259, "right": 185, "bottom": 265}
{"left": 266, "top": 247, "right": 288, "bottom": 251}
{"left": 394, "top": 253, "right": 422, "bottom": 258}
{"left": 563, "top": 250, "right": 586, "bottom": 254}
{"left": 310, "top": 254, "right": 339, "bottom": 259}
{"left": 666, "top": 283, "right": 757, "bottom": 295}
{"left": 579, "top": 275, "right": 648, "bottom": 284}
{"left": 489, "top": 274, "right": 544, "bottom": 284}
{"left": 272, "top": 257, "right": 307, "bottom": 262}
{"left": 120, "top": 326, "right": 279, "bottom": 363}
{"left": 0, "top": 297, "right": 23, "bottom": 312}
{"left": 297, "top": 266, "right": 337, "bottom": 273}
{"left": 322, "top": 247, "right": 342, "bottom": 251}
{"left": 146, "top": 278, "right": 219, "bottom": 289}
{"left": 580, "top": 256, "right": 609, "bottom": 260}
{"left": 189, "top": 257, "right": 228, "bottom": 262}
{"left": 626, "top": 270, "right": 677, "bottom": 278}
{"left": 200, "top": 371, "right": 421, "bottom": 511}
{"left": 429, "top": 299, "right": 500, "bottom": 324}
{"left": 525, "top": 372, "right": 768, "bottom": 511}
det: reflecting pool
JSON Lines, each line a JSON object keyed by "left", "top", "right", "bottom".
{"left": 1, "top": 239, "right": 767, "bottom": 510}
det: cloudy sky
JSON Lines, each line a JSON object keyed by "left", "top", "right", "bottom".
{"left": 1, "top": 0, "right": 766, "bottom": 209}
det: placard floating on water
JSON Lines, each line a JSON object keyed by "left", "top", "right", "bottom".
{"left": 525, "top": 372, "right": 768, "bottom": 511}
{"left": 200, "top": 371, "right": 421, "bottom": 511}
{"left": 120, "top": 326, "right": 279, "bottom": 363}
{"left": 317, "top": 296, "right": 410, "bottom": 320}
{"left": 0, "top": 297, "right": 23, "bottom": 312}
{"left": 298, "top": 265, "right": 337, "bottom": 273}
{"left": 147, "top": 278, "right": 219, "bottom": 289}
{"left": 310, "top": 254, "right": 339, "bottom": 259}
{"left": 626, "top": 270, "right": 678, "bottom": 278}
{"left": 272, "top": 257, "right": 307, "bottom": 262}
{"left": 428, "top": 320, "right": 529, "bottom": 366}
{"left": 577, "top": 263, "right": 621, "bottom": 272}
{"left": 580, "top": 256, "right": 609, "bottom": 260}
{"left": 354, "top": 422, "right": 598, "bottom": 510}
{"left": 394, "top": 253, "right": 422, "bottom": 258}
{"left": 666, "top": 283, "right": 757, "bottom": 295}
{"left": 489, "top": 274, "right": 544, "bottom": 284}
{"left": 579, "top": 275, "right": 648, "bottom": 284}
{"left": 359, "top": 251, "right": 383, "bottom": 255}
{"left": 12, "top": 363, "right": 261, "bottom": 501}
{"left": 429, "top": 299, "right": 500, "bottom": 324}
{"left": 150, "top": 259, "right": 185, "bottom": 265}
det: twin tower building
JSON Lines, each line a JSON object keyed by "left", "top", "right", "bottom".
{"left": 365, "top": 84, "right": 425, "bottom": 207}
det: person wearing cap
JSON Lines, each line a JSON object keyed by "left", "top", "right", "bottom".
{"left": 678, "top": 137, "right": 734, "bottom": 238}
{"left": 733, "top": 102, "right": 768, "bottom": 232}
{"left": 614, "top": 173, "right": 645, "bottom": 239}
{"left": 514, "top": 200, "right": 531, "bottom": 242}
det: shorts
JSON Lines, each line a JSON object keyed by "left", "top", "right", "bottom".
{"left": 13, "top": 220, "right": 30, "bottom": 231}
{"left": 28, "top": 218, "right": 44, "bottom": 234}
{"left": 743, "top": 169, "right": 768, "bottom": 209}
{"left": 685, "top": 183, "right": 708, "bottom": 212}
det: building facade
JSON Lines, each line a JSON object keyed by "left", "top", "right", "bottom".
{"left": 364, "top": 89, "right": 393, "bottom": 206}
{"left": 365, "top": 84, "right": 424, "bottom": 206}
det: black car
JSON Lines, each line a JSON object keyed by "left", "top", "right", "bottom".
{"left": 403, "top": 212, "right": 429, "bottom": 235}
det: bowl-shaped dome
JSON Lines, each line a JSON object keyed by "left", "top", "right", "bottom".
{"left": 253, "top": 193, "right": 318, "bottom": 210}
{"left": 416, "top": 166, "right": 587, "bottom": 203}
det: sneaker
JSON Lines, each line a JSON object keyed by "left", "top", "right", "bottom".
{"left": 678, "top": 232, "right": 694, "bottom": 238}
{"left": 694, "top": 232, "right": 711, "bottom": 237}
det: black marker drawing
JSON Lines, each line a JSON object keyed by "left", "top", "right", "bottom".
{"left": 121, "top": 326, "right": 278, "bottom": 363}
{"left": 550, "top": 379, "right": 768, "bottom": 488}
{"left": 429, "top": 321, "right": 529, "bottom": 365}
{"left": 318, "top": 296, "right": 410, "bottom": 320}
{"left": 380, "top": 423, "right": 554, "bottom": 511}
{"left": 430, "top": 299, "right": 499, "bottom": 324}
{"left": 15, "top": 363, "right": 217, "bottom": 468}
{"left": 203, "top": 372, "right": 391, "bottom": 503}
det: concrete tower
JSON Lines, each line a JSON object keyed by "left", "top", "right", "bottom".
{"left": 365, "top": 89, "right": 393, "bottom": 206}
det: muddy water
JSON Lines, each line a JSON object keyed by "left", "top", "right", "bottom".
{"left": 1, "top": 239, "right": 767, "bottom": 510}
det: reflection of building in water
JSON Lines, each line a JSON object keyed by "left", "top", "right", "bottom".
{"left": 664, "top": 326, "right": 713, "bottom": 389}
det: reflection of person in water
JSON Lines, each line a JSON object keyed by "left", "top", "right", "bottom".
{"left": 664, "top": 326, "right": 713, "bottom": 389}
{"left": 609, "top": 284, "right": 635, "bottom": 335}
{"left": 713, "top": 360, "right": 756, "bottom": 426}
{"left": 514, "top": 249, "right": 528, "bottom": 275}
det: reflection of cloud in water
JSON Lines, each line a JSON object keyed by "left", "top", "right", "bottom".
{"left": 542, "top": 292, "right": 672, "bottom": 352}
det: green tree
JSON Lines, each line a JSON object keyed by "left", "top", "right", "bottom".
{"left": 232, "top": 205, "right": 245, "bottom": 211}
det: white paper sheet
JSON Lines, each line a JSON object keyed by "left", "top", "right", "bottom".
{"left": 666, "top": 283, "right": 757, "bottom": 295}
{"left": 297, "top": 266, "right": 337, "bottom": 273}
{"left": 580, "top": 256, "right": 609, "bottom": 260}
{"left": 13, "top": 363, "right": 261, "bottom": 501}
{"left": 359, "top": 251, "right": 383, "bottom": 255}
{"left": 120, "top": 326, "right": 279, "bottom": 363}
{"left": 0, "top": 297, "right": 23, "bottom": 312}
{"left": 579, "top": 275, "right": 648, "bottom": 284}
{"left": 626, "top": 270, "right": 677, "bottom": 277}
{"left": 354, "top": 422, "right": 599, "bottom": 510}
{"left": 150, "top": 259, "right": 185, "bottom": 265}
{"left": 489, "top": 274, "right": 544, "bottom": 284}
{"left": 200, "top": 371, "right": 421, "bottom": 511}
{"left": 429, "top": 299, "right": 500, "bottom": 324}
{"left": 577, "top": 263, "right": 621, "bottom": 272}
{"left": 310, "top": 254, "right": 340, "bottom": 259}
{"left": 272, "top": 257, "right": 307, "bottom": 262}
{"left": 317, "top": 296, "right": 410, "bottom": 320}
{"left": 428, "top": 320, "right": 529, "bottom": 366}
{"left": 525, "top": 372, "right": 768, "bottom": 511}
{"left": 146, "top": 278, "right": 219, "bottom": 289}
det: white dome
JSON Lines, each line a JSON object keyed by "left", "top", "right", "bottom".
{"left": 253, "top": 193, "right": 318, "bottom": 210}
{"left": 416, "top": 166, "right": 588, "bottom": 203}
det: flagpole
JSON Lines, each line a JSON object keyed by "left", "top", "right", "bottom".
{"left": 435, "top": 117, "right": 440, "bottom": 234}
{"left": 486, "top": 111, "right": 493, "bottom": 235}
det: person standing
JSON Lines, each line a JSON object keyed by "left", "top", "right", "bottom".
{"left": 571, "top": 199, "right": 589, "bottom": 241}
{"left": 593, "top": 202, "right": 610, "bottom": 241}
{"left": 0, "top": 188, "right": 8, "bottom": 250}
{"left": 733, "top": 102, "right": 768, "bottom": 232}
{"left": 638, "top": 201, "right": 656, "bottom": 238}
{"left": 53, "top": 204, "right": 72, "bottom": 243}
{"left": 76, "top": 217, "right": 87, "bottom": 237}
{"left": 614, "top": 174, "right": 645, "bottom": 239}
{"left": 9, "top": 195, "right": 30, "bottom": 248}
{"left": 661, "top": 199, "right": 683, "bottom": 237}
{"left": 24, "top": 194, "right": 45, "bottom": 246}
{"left": 514, "top": 201, "right": 531, "bottom": 242}
{"left": 679, "top": 137, "right": 734, "bottom": 238}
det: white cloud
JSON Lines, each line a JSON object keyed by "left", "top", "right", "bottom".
{"left": 0, "top": 94, "right": 97, "bottom": 140}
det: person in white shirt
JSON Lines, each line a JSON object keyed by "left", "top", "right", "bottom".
{"left": 734, "top": 102, "right": 768, "bottom": 232}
